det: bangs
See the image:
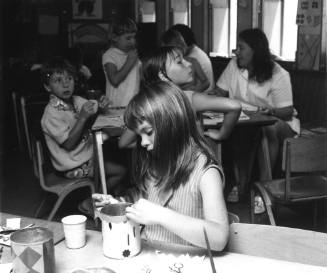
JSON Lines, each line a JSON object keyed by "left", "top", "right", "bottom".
{"left": 124, "top": 99, "right": 147, "bottom": 131}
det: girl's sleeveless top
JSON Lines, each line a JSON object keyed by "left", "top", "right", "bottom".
{"left": 142, "top": 154, "right": 224, "bottom": 246}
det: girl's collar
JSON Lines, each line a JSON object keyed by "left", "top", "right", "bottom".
{"left": 49, "top": 94, "right": 76, "bottom": 112}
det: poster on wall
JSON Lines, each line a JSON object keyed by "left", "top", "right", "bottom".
{"left": 296, "top": 0, "right": 322, "bottom": 70}
{"left": 296, "top": 0, "right": 321, "bottom": 27}
{"left": 68, "top": 23, "right": 109, "bottom": 46}
{"left": 72, "top": 0, "right": 102, "bottom": 19}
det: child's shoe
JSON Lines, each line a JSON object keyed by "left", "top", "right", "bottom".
{"left": 78, "top": 198, "right": 94, "bottom": 218}
{"left": 227, "top": 186, "right": 239, "bottom": 203}
{"left": 254, "top": 195, "right": 266, "bottom": 214}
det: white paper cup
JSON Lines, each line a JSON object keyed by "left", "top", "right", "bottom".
{"left": 61, "top": 215, "right": 87, "bottom": 249}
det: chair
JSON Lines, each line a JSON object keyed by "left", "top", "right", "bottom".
{"left": 250, "top": 134, "right": 327, "bottom": 227}
{"left": 33, "top": 138, "right": 95, "bottom": 221}
{"left": 12, "top": 91, "right": 24, "bottom": 151}
{"left": 228, "top": 212, "right": 240, "bottom": 224}
{"left": 227, "top": 223, "right": 327, "bottom": 266}
{"left": 20, "top": 93, "right": 49, "bottom": 158}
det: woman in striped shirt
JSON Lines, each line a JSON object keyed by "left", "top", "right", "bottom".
{"left": 93, "top": 81, "right": 229, "bottom": 251}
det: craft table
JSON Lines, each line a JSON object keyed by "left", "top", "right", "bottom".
{"left": 54, "top": 227, "right": 327, "bottom": 273}
{"left": 203, "top": 112, "right": 278, "bottom": 186}
{"left": 92, "top": 111, "right": 126, "bottom": 195}
{"left": 92, "top": 111, "right": 278, "bottom": 195}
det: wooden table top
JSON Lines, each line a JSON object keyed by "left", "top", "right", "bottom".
{"left": 203, "top": 111, "right": 278, "bottom": 129}
{"left": 54, "top": 229, "right": 326, "bottom": 273}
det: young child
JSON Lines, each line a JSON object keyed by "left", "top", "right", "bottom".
{"left": 102, "top": 17, "right": 141, "bottom": 107}
{"left": 119, "top": 46, "right": 241, "bottom": 148}
{"left": 161, "top": 29, "right": 210, "bottom": 92}
{"left": 93, "top": 81, "right": 229, "bottom": 250}
{"left": 40, "top": 57, "right": 126, "bottom": 199}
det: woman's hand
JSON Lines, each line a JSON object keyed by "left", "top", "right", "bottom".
{"left": 92, "top": 193, "right": 119, "bottom": 207}
{"left": 125, "top": 198, "right": 163, "bottom": 225}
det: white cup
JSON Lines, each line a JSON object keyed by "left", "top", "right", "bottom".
{"left": 61, "top": 215, "right": 87, "bottom": 249}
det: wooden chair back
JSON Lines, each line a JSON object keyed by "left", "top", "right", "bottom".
{"left": 35, "top": 138, "right": 56, "bottom": 192}
{"left": 227, "top": 223, "right": 327, "bottom": 266}
{"left": 282, "top": 134, "right": 327, "bottom": 200}
{"left": 282, "top": 134, "right": 327, "bottom": 173}
{"left": 20, "top": 93, "right": 48, "bottom": 158}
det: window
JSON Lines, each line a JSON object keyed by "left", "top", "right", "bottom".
{"left": 139, "top": 0, "right": 156, "bottom": 23}
{"left": 262, "top": 0, "right": 298, "bottom": 61}
{"left": 209, "top": 0, "right": 298, "bottom": 61}
{"left": 209, "top": 0, "right": 237, "bottom": 57}
{"left": 170, "top": 0, "right": 190, "bottom": 25}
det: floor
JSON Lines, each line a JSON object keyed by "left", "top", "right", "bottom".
{"left": 1, "top": 141, "right": 327, "bottom": 233}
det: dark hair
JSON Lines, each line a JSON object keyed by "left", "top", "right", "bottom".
{"left": 112, "top": 17, "right": 137, "bottom": 37}
{"left": 170, "top": 24, "right": 196, "bottom": 46}
{"left": 142, "top": 46, "right": 181, "bottom": 84}
{"left": 124, "top": 81, "right": 216, "bottom": 192}
{"left": 41, "top": 56, "right": 76, "bottom": 86}
{"left": 238, "top": 28, "right": 274, "bottom": 83}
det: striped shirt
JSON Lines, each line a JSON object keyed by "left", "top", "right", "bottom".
{"left": 142, "top": 154, "right": 224, "bottom": 246}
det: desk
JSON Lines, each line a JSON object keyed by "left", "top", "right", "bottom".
{"left": 54, "top": 228, "right": 326, "bottom": 273}
{"left": 204, "top": 112, "right": 278, "bottom": 186}
{"left": 92, "top": 112, "right": 125, "bottom": 194}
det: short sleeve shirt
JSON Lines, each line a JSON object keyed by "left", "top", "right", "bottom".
{"left": 188, "top": 46, "right": 215, "bottom": 92}
{"left": 102, "top": 47, "right": 141, "bottom": 107}
{"left": 217, "top": 58, "right": 300, "bottom": 133}
{"left": 41, "top": 95, "right": 93, "bottom": 171}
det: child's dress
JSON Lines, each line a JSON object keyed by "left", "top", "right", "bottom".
{"left": 142, "top": 154, "right": 224, "bottom": 246}
{"left": 102, "top": 47, "right": 141, "bottom": 107}
{"left": 41, "top": 95, "right": 93, "bottom": 172}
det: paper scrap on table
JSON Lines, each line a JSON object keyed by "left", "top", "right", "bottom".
{"left": 0, "top": 263, "right": 12, "bottom": 273}
{"left": 6, "top": 218, "right": 21, "bottom": 229}
{"left": 203, "top": 111, "right": 249, "bottom": 126}
{"left": 92, "top": 115, "right": 124, "bottom": 130}
{"left": 0, "top": 218, "right": 21, "bottom": 246}
{"left": 129, "top": 252, "right": 206, "bottom": 273}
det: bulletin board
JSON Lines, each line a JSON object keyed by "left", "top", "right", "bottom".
{"left": 72, "top": 0, "right": 103, "bottom": 20}
{"left": 68, "top": 23, "right": 109, "bottom": 47}
{"left": 296, "top": 0, "right": 322, "bottom": 70}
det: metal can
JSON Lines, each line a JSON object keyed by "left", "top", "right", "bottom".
{"left": 10, "top": 227, "right": 55, "bottom": 273}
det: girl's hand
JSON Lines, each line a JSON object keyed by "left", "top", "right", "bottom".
{"left": 126, "top": 49, "right": 138, "bottom": 65}
{"left": 92, "top": 193, "right": 119, "bottom": 207}
{"left": 204, "top": 129, "right": 224, "bottom": 141}
{"left": 125, "top": 198, "right": 163, "bottom": 225}
{"left": 80, "top": 101, "right": 97, "bottom": 119}
{"left": 98, "top": 95, "right": 110, "bottom": 111}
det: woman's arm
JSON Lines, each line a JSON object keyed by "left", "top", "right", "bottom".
{"left": 192, "top": 93, "right": 241, "bottom": 140}
{"left": 125, "top": 168, "right": 229, "bottom": 251}
{"left": 118, "top": 128, "right": 137, "bottom": 148}
{"left": 260, "top": 105, "right": 294, "bottom": 121}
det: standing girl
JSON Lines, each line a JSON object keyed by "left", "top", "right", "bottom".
{"left": 102, "top": 17, "right": 141, "bottom": 107}
{"left": 94, "top": 81, "right": 229, "bottom": 250}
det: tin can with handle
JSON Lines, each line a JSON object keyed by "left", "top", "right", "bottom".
{"left": 10, "top": 227, "right": 55, "bottom": 273}
{"left": 94, "top": 202, "right": 141, "bottom": 259}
